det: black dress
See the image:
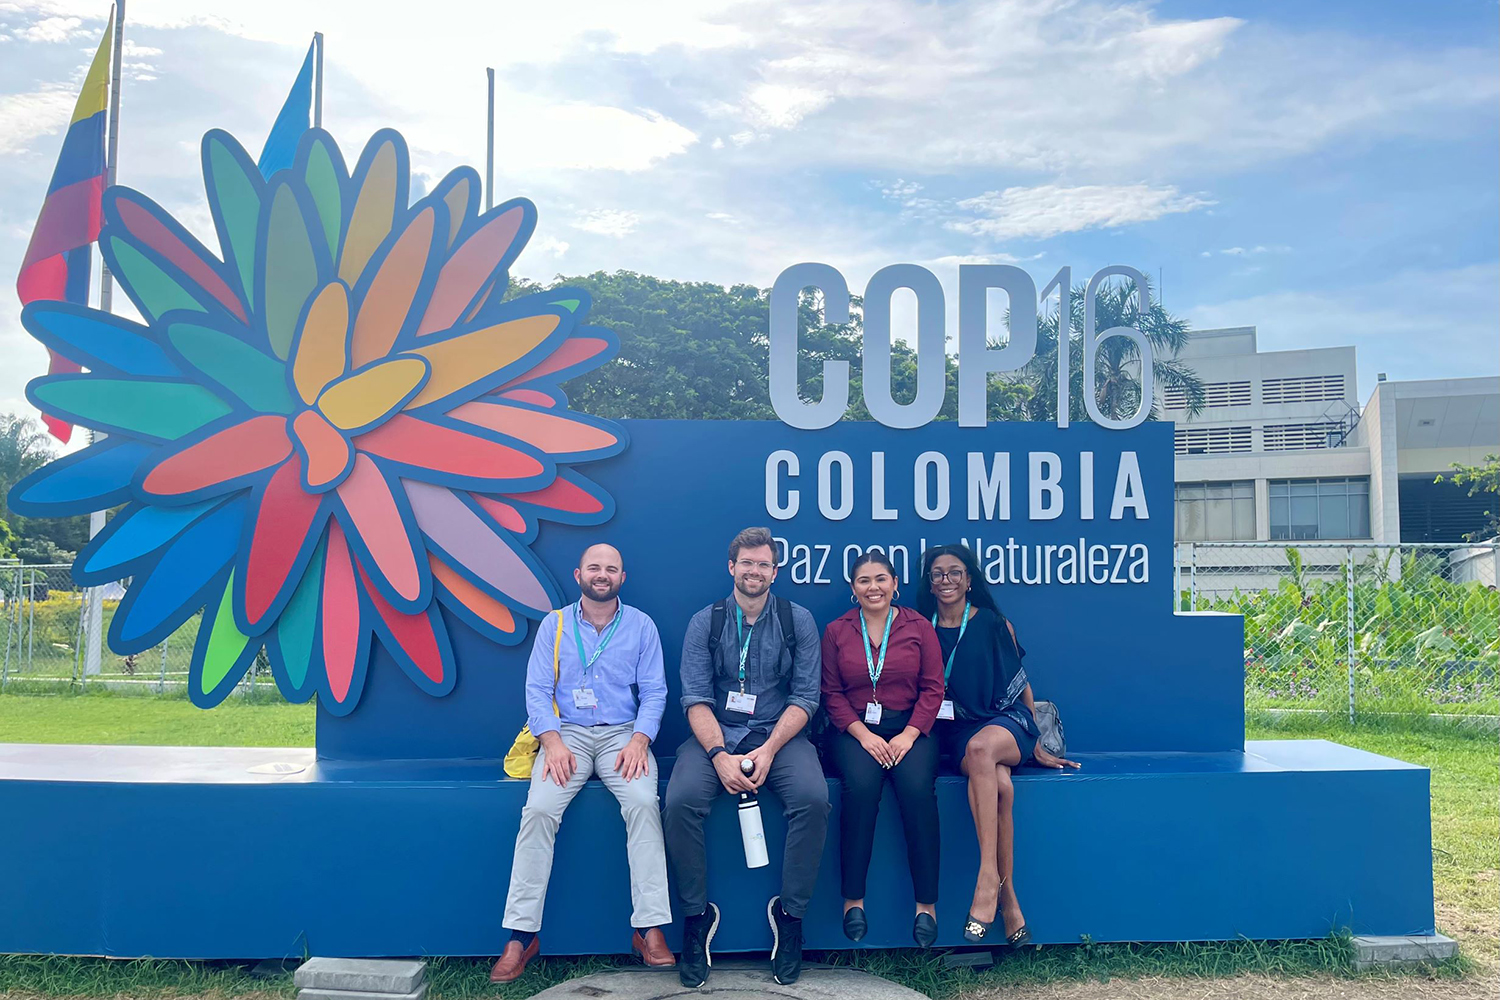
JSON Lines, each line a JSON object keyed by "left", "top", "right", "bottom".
{"left": 934, "top": 607, "right": 1038, "bottom": 767}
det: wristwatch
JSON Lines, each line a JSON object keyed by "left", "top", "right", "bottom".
{"left": 707, "top": 746, "right": 728, "bottom": 762}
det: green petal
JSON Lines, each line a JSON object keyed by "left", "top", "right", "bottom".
{"left": 204, "top": 133, "right": 262, "bottom": 306}
{"left": 199, "top": 570, "right": 256, "bottom": 694}
{"left": 260, "top": 182, "right": 319, "bottom": 360}
{"left": 167, "top": 321, "right": 294, "bottom": 414}
{"left": 33, "top": 376, "right": 233, "bottom": 442}
{"left": 276, "top": 543, "right": 324, "bottom": 689}
{"left": 106, "top": 236, "right": 209, "bottom": 322}
{"left": 303, "top": 138, "right": 344, "bottom": 259}
{"left": 551, "top": 298, "right": 582, "bottom": 313}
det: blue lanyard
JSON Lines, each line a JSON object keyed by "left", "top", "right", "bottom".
{"left": 932, "top": 601, "right": 971, "bottom": 683}
{"left": 573, "top": 601, "right": 622, "bottom": 678}
{"left": 734, "top": 604, "right": 754, "bottom": 692}
{"left": 860, "top": 608, "right": 895, "bottom": 702}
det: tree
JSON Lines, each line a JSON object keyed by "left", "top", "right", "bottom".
{"left": 1014, "top": 277, "right": 1204, "bottom": 424}
{"left": 1437, "top": 455, "right": 1499, "bottom": 541}
{"left": 516, "top": 271, "right": 1029, "bottom": 422}
{"left": 0, "top": 413, "right": 54, "bottom": 524}
{"left": 0, "top": 517, "right": 15, "bottom": 561}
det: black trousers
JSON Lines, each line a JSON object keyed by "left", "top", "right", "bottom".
{"left": 829, "top": 712, "right": 940, "bottom": 904}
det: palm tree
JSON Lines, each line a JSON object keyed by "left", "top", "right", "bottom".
{"left": 0, "top": 413, "right": 55, "bottom": 524}
{"left": 1014, "top": 277, "right": 1205, "bottom": 424}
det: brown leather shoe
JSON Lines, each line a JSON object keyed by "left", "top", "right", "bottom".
{"left": 632, "top": 927, "right": 676, "bottom": 967}
{"left": 489, "top": 937, "right": 539, "bottom": 982}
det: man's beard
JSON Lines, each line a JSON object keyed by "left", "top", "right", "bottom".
{"left": 583, "top": 579, "right": 621, "bottom": 603}
{"left": 735, "top": 576, "right": 768, "bottom": 598}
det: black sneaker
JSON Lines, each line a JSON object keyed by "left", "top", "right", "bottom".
{"left": 767, "top": 895, "right": 804, "bottom": 985}
{"left": 678, "top": 902, "right": 719, "bottom": 988}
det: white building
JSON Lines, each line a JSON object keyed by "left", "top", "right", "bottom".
{"left": 1164, "top": 326, "right": 1498, "bottom": 560}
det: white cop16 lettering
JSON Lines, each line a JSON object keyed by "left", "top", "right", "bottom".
{"left": 768, "top": 263, "right": 1156, "bottom": 431}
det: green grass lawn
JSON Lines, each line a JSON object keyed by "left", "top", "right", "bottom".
{"left": 0, "top": 693, "right": 1491, "bottom": 998}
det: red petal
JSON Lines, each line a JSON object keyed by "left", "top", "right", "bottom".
{"left": 355, "top": 413, "right": 544, "bottom": 482}
{"left": 141, "top": 415, "right": 292, "bottom": 497}
{"left": 357, "top": 561, "right": 445, "bottom": 684}
{"left": 242, "top": 458, "right": 323, "bottom": 629}
{"left": 502, "top": 476, "right": 604, "bottom": 515}
{"left": 321, "top": 521, "right": 361, "bottom": 703}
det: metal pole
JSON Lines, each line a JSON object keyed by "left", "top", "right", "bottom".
{"left": 485, "top": 67, "right": 495, "bottom": 211}
{"left": 2, "top": 568, "right": 14, "bottom": 690}
{"left": 73, "top": 588, "right": 88, "bottom": 689}
{"left": 1346, "top": 546, "right": 1356, "bottom": 725}
{"left": 84, "top": 2, "right": 123, "bottom": 681}
{"left": 26, "top": 569, "right": 36, "bottom": 672}
{"left": 313, "top": 32, "right": 324, "bottom": 128}
{"left": 1189, "top": 542, "right": 1198, "bottom": 609}
{"left": 159, "top": 632, "right": 168, "bottom": 693}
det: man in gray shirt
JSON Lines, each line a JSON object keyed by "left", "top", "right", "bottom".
{"left": 663, "top": 527, "right": 828, "bottom": 988}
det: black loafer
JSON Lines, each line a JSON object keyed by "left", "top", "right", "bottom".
{"left": 842, "top": 906, "right": 867, "bottom": 942}
{"left": 913, "top": 912, "right": 938, "bottom": 949}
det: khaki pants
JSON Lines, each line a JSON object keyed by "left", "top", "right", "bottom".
{"left": 502, "top": 723, "right": 672, "bottom": 932}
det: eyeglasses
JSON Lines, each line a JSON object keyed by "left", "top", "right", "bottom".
{"left": 929, "top": 568, "right": 967, "bottom": 583}
{"left": 736, "top": 559, "right": 775, "bottom": 573}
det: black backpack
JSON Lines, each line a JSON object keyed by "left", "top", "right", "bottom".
{"left": 707, "top": 596, "right": 798, "bottom": 669}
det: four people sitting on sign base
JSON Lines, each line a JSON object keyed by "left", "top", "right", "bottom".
{"left": 492, "top": 529, "right": 1080, "bottom": 985}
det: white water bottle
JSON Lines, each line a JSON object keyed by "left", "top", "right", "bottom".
{"left": 738, "top": 791, "right": 769, "bottom": 869}
{"left": 737, "top": 759, "right": 769, "bottom": 868}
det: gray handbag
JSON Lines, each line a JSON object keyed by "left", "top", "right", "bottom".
{"left": 1031, "top": 700, "right": 1066, "bottom": 757}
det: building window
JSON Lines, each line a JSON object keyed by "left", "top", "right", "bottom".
{"left": 1176, "top": 481, "right": 1256, "bottom": 540}
{"left": 1165, "top": 380, "right": 1251, "bottom": 409}
{"left": 1174, "top": 425, "right": 1253, "bottom": 455}
{"left": 1269, "top": 477, "right": 1371, "bottom": 540}
{"left": 1262, "top": 374, "right": 1346, "bottom": 404}
{"left": 1262, "top": 421, "right": 1347, "bottom": 451}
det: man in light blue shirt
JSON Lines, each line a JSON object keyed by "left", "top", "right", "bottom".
{"left": 491, "top": 544, "right": 674, "bottom": 982}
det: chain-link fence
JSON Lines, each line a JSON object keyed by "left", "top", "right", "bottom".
{"left": 0, "top": 562, "right": 273, "bottom": 697}
{"left": 1175, "top": 542, "right": 1500, "bottom": 725}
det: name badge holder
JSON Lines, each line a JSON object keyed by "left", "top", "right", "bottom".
{"left": 727, "top": 605, "right": 759, "bottom": 715}
{"left": 861, "top": 607, "right": 894, "bottom": 730}
{"left": 572, "top": 602, "right": 622, "bottom": 713}
{"left": 932, "top": 600, "right": 970, "bottom": 724}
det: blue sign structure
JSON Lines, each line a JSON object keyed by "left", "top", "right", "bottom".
{"left": 0, "top": 126, "right": 1435, "bottom": 960}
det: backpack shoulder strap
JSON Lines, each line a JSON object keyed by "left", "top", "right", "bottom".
{"left": 707, "top": 599, "right": 728, "bottom": 656}
{"left": 776, "top": 596, "right": 797, "bottom": 656}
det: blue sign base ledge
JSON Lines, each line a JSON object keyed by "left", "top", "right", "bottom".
{"left": 0, "top": 739, "right": 1433, "bottom": 958}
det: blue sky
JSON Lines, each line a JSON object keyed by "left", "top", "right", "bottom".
{"left": 1, "top": 0, "right": 1495, "bottom": 434}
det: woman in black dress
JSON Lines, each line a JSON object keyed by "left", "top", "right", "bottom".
{"left": 917, "top": 544, "right": 1078, "bottom": 947}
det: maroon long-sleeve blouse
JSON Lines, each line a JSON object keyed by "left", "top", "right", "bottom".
{"left": 820, "top": 605, "right": 946, "bottom": 734}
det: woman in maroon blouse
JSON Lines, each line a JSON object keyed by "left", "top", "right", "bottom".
{"left": 821, "top": 550, "right": 945, "bottom": 948}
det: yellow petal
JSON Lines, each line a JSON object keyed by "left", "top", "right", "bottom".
{"left": 404, "top": 313, "right": 560, "bottom": 409}
{"left": 317, "top": 356, "right": 429, "bottom": 431}
{"left": 293, "top": 282, "right": 351, "bottom": 404}
{"left": 338, "top": 138, "right": 398, "bottom": 286}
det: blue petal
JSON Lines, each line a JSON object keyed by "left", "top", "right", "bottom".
{"left": 22, "top": 301, "right": 180, "bottom": 377}
{"left": 6, "top": 440, "right": 155, "bottom": 517}
{"left": 107, "top": 497, "right": 246, "bottom": 651}
{"left": 77, "top": 500, "right": 226, "bottom": 580}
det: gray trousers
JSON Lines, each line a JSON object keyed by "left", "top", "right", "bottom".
{"left": 503, "top": 723, "right": 673, "bottom": 932}
{"left": 662, "top": 733, "right": 830, "bottom": 919}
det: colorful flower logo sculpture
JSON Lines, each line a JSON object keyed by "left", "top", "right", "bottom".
{"left": 8, "top": 128, "right": 625, "bottom": 714}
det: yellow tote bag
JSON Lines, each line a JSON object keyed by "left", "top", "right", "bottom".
{"left": 503, "top": 610, "right": 563, "bottom": 779}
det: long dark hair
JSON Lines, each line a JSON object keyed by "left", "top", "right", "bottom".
{"left": 849, "top": 548, "right": 897, "bottom": 583}
{"left": 916, "top": 544, "right": 1002, "bottom": 621}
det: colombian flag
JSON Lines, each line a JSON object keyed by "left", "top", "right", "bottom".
{"left": 16, "top": 15, "right": 113, "bottom": 443}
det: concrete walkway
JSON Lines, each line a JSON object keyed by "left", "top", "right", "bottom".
{"left": 529, "top": 966, "right": 930, "bottom": 1000}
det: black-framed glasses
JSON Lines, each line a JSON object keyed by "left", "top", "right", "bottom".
{"left": 929, "top": 568, "right": 967, "bottom": 583}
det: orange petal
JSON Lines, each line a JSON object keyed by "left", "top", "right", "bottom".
{"left": 292, "top": 409, "right": 353, "bottom": 489}
{"left": 451, "top": 400, "right": 618, "bottom": 454}
{"left": 430, "top": 552, "right": 516, "bottom": 635}
{"left": 293, "top": 282, "right": 350, "bottom": 404}
{"left": 350, "top": 205, "right": 437, "bottom": 368}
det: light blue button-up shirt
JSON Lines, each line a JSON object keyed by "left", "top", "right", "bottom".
{"left": 525, "top": 600, "right": 667, "bottom": 742}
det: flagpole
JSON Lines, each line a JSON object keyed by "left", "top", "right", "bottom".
{"left": 84, "top": 0, "right": 124, "bottom": 681}
{"left": 314, "top": 32, "right": 324, "bottom": 128}
{"left": 485, "top": 67, "right": 494, "bottom": 211}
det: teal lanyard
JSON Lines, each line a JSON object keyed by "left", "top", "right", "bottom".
{"left": 932, "top": 601, "right": 971, "bottom": 683}
{"left": 734, "top": 605, "right": 754, "bottom": 693}
{"left": 573, "top": 601, "right": 622, "bottom": 680}
{"left": 860, "top": 608, "right": 895, "bottom": 703}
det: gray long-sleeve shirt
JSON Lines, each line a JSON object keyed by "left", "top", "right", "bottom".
{"left": 678, "top": 591, "right": 821, "bottom": 752}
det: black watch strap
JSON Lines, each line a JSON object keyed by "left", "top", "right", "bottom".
{"left": 707, "top": 745, "right": 728, "bottom": 762}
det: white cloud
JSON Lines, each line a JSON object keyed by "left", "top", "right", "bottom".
{"left": 532, "top": 235, "right": 570, "bottom": 257}
{"left": 17, "top": 14, "right": 81, "bottom": 42}
{"left": 122, "top": 40, "right": 163, "bottom": 57}
{"left": 706, "top": 212, "right": 738, "bottom": 224}
{"left": 0, "top": 87, "right": 77, "bottom": 154}
{"left": 947, "top": 184, "right": 1214, "bottom": 241}
{"left": 572, "top": 209, "right": 641, "bottom": 237}
{"left": 744, "top": 82, "right": 832, "bottom": 129}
